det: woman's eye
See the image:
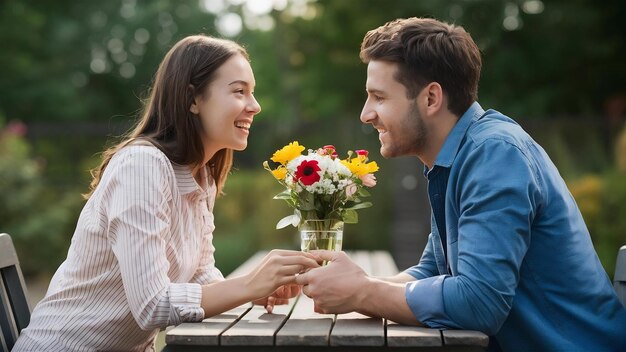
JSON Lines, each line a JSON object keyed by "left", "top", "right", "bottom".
{"left": 234, "top": 89, "right": 245, "bottom": 94}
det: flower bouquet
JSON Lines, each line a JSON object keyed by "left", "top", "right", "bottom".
{"left": 263, "top": 141, "right": 379, "bottom": 253}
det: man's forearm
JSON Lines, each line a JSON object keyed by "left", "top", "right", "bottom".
{"left": 378, "top": 272, "right": 416, "bottom": 284}
{"left": 356, "top": 277, "right": 423, "bottom": 326}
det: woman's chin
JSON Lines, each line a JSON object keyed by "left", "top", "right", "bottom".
{"left": 233, "top": 141, "right": 248, "bottom": 151}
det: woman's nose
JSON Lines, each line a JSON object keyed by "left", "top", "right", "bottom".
{"left": 247, "top": 95, "right": 261, "bottom": 115}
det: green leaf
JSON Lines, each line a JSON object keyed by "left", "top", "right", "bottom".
{"left": 273, "top": 190, "right": 292, "bottom": 200}
{"left": 342, "top": 209, "right": 358, "bottom": 224}
{"left": 358, "top": 188, "right": 371, "bottom": 197}
{"left": 344, "top": 201, "right": 373, "bottom": 211}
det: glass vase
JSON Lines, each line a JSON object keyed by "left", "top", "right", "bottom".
{"left": 299, "top": 219, "right": 344, "bottom": 253}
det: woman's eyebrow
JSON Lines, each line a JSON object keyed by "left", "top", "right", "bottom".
{"left": 228, "top": 80, "right": 249, "bottom": 86}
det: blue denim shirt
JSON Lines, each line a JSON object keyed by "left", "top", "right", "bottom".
{"left": 404, "top": 102, "right": 626, "bottom": 352}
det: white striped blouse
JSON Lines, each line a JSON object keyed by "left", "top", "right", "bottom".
{"left": 13, "top": 144, "right": 224, "bottom": 351}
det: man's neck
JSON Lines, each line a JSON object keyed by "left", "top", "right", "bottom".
{"left": 419, "top": 110, "right": 459, "bottom": 168}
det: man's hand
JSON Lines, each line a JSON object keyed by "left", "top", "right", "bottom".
{"left": 295, "top": 250, "right": 370, "bottom": 314}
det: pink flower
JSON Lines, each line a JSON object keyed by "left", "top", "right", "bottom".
{"left": 356, "top": 150, "right": 369, "bottom": 157}
{"left": 5, "top": 120, "right": 27, "bottom": 137}
{"left": 345, "top": 182, "right": 358, "bottom": 197}
{"left": 317, "top": 145, "right": 337, "bottom": 157}
{"left": 359, "top": 174, "right": 377, "bottom": 187}
{"left": 294, "top": 159, "right": 321, "bottom": 186}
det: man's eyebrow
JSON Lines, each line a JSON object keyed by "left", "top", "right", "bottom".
{"left": 366, "top": 88, "right": 385, "bottom": 95}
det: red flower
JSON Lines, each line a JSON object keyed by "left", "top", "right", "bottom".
{"left": 294, "top": 159, "right": 321, "bottom": 186}
{"left": 356, "top": 149, "right": 369, "bottom": 157}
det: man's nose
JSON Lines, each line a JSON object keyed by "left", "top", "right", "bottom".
{"left": 360, "top": 102, "right": 375, "bottom": 124}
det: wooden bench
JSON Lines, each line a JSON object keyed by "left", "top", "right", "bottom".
{"left": 615, "top": 245, "right": 626, "bottom": 309}
{"left": 0, "top": 233, "right": 31, "bottom": 352}
{"left": 163, "top": 251, "right": 489, "bottom": 351}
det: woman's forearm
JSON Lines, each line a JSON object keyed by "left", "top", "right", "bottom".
{"left": 200, "top": 275, "right": 256, "bottom": 317}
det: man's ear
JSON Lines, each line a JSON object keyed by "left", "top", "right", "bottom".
{"left": 425, "top": 82, "right": 444, "bottom": 116}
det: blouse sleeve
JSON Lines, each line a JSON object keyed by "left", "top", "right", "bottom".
{"left": 104, "top": 146, "right": 205, "bottom": 330}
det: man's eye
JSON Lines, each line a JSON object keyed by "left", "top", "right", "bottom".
{"left": 374, "top": 95, "right": 383, "bottom": 102}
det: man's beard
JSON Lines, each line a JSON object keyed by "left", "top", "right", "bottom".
{"left": 385, "top": 101, "right": 427, "bottom": 158}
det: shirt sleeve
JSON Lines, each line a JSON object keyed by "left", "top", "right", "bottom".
{"left": 404, "top": 139, "right": 540, "bottom": 335}
{"left": 403, "top": 232, "right": 439, "bottom": 280}
{"left": 104, "top": 147, "right": 205, "bottom": 330}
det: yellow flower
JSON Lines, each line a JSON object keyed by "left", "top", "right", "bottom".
{"left": 341, "top": 158, "right": 379, "bottom": 177}
{"left": 271, "top": 167, "right": 287, "bottom": 180}
{"left": 271, "top": 141, "right": 305, "bottom": 165}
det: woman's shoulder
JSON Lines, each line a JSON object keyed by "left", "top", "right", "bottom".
{"left": 107, "top": 142, "right": 175, "bottom": 179}
{"left": 114, "top": 141, "right": 169, "bottom": 163}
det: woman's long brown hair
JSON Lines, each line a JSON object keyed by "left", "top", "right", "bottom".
{"left": 84, "top": 35, "right": 249, "bottom": 199}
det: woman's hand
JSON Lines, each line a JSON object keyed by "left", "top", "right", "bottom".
{"left": 245, "top": 250, "right": 319, "bottom": 296}
{"left": 244, "top": 250, "right": 320, "bottom": 306}
{"left": 252, "top": 284, "right": 302, "bottom": 313}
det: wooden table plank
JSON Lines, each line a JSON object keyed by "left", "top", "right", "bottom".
{"left": 166, "top": 251, "right": 268, "bottom": 346}
{"left": 387, "top": 323, "right": 442, "bottom": 347}
{"left": 327, "top": 251, "right": 384, "bottom": 346}
{"left": 331, "top": 312, "right": 385, "bottom": 347}
{"left": 226, "top": 251, "right": 268, "bottom": 278}
{"left": 220, "top": 298, "right": 296, "bottom": 346}
{"left": 347, "top": 251, "right": 373, "bottom": 274}
{"left": 164, "top": 250, "right": 488, "bottom": 351}
{"left": 275, "top": 294, "right": 334, "bottom": 346}
{"left": 442, "top": 330, "right": 489, "bottom": 347}
{"left": 165, "top": 305, "right": 251, "bottom": 346}
{"left": 369, "top": 250, "right": 399, "bottom": 277}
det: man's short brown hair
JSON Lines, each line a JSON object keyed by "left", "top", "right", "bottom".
{"left": 360, "top": 17, "right": 481, "bottom": 116}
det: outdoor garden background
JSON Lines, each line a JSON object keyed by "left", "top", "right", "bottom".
{"left": 2, "top": 0, "right": 626, "bottom": 303}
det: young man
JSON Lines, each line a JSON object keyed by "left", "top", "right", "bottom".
{"left": 296, "top": 17, "right": 626, "bottom": 351}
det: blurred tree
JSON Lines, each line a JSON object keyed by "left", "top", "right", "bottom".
{"left": 2, "top": 0, "right": 625, "bottom": 126}
{"left": 0, "top": 121, "right": 84, "bottom": 276}
{"left": 2, "top": 0, "right": 625, "bottom": 277}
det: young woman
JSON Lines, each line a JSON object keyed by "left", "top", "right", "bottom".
{"left": 13, "top": 35, "right": 319, "bottom": 352}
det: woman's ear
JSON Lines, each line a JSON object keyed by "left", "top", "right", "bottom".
{"left": 189, "top": 84, "right": 199, "bottom": 114}
{"left": 190, "top": 103, "right": 199, "bottom": 115}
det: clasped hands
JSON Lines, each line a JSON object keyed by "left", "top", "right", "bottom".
{"left": 251, "top": 250, "right": 368, "bottom": 314}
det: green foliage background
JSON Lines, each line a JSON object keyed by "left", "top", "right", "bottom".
{"left": 1, "top": 0, "right": 625, "bottom": 278}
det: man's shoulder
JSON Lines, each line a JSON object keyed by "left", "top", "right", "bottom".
{"left": 465, "top": 109, "right": 532, "bottom": 149}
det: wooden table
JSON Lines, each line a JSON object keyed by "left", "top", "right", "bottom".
{"left": 163, "top": 251, "right": 489, "bottom": 351}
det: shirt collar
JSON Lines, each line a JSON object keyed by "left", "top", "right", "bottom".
{"left": 171, "top": 163, "right": 207, "bottom": 195}
{"left": 432, "top": 101, "right": 485, "bottom": 168}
